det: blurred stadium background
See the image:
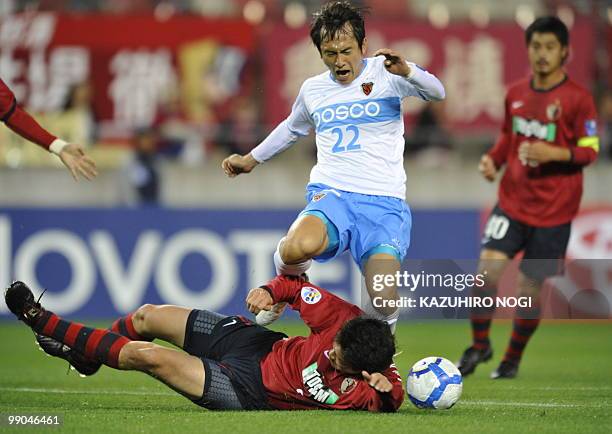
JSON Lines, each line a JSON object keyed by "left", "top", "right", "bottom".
{"left": 0, "top": 0, "right": 611, "bottom": 321}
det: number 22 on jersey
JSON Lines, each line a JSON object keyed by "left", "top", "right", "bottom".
{"left": 331, "top": 125, "right": 361, "bottom": 153}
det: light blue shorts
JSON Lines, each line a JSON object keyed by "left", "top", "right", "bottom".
{"left": 300, "top": 183, "right": 412, "bottom": 268}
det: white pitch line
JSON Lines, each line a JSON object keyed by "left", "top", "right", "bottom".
{"left": 457, "top": 400, "right": 593, "bottom": 408}
{"left": 1, "top": 387, "right": 609, "bottom": 409}
{"left": 505, "top": 386, "right": 612, "bottom": 391}
{"left": 0, "top": 387, "right": 174, "bottom": 397}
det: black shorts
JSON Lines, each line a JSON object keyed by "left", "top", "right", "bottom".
{"left": 183, "top": 309, "right": 286, "bottom": 411}
{"left": 481, "top": 205, "right": 571, "bottom": 281}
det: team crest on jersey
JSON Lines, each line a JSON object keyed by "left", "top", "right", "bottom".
{"left": 546, "top": 99, "right": 562, "bottom": 121}
{"left": 312, "top": 192, "right": 327, "bottom": 202}
{"left": 301, "top": 287, "right": 322, "bottom": 304}
{"left": 340, "top": 377, "right": 357, "bottom": 394}
{"left": 361, "top": 82, "right": 374, "bottom": 95}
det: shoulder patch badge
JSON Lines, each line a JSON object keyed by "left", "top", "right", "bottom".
{"left": 301, "top": 286, "right": 322, "bottom": 304}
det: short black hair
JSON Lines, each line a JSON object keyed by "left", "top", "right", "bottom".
{"left": 336, "top": 316, "right": 395, "bottom": 374}
{"left": 310, "top": 1, "right": 367, "bottom": 54}
{"left": 525, "top": 16, "right": 569, "bottom": 47}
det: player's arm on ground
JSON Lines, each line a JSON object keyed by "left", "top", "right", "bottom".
{"left": 374, "top": 48, "right": 445, "bottom": 101}
{"left": 365, "top": 363, "right": 404, "bottom": 412}
{"left": 222, "top": 82, "right": 313, "bottom": 177}
{"left": 337, "top": 363, "right": 403, "bottom": 412}
{"left": 246, "top": 275, "right": 361, "bottom": 334}
{"left": 0, "top": 79, "right": 97, "bottom": 180}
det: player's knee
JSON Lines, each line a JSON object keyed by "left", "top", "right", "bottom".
{"left": 139, "top": 346, "right": 176, "bottom": 379}
{"left": 281, "top": 234, "right": 325, "bottom": 263}
{"left": 478, "top": 250, "right": 509, "bottom": 290}
{"left": 477, "top": 264, "right": 504, "bottom": 291}
{"left": 132, "top": 304, "right": 156, "bottom": 335}
{"left": 119, "top": 341, "right": 159, "bottom": 371}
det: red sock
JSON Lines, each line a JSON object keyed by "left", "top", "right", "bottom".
{"left": 503, "top": 306, "right": 541, "bottom": 364}
{"left": 34, "top": 311, "right": 129, "bottom": 369}
{"left": 110, "top": 313, "right": 150, "bottom": 341}
{"left": 470, "top": 317, "right": 492, "bottom": 350}
{"left": 470, "top": 285, "right": 496, "bottom": 350}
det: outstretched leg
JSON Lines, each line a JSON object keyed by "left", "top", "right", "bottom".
{"left": 5, "top": 282, "right": 210, "bottom": 404}
{"left": 118, "top": 341, "right": 204, "bottom": 399}
{"left": 125, "top": 304, "right": 192, "bottom": 348}
{"left": 32, "top": 304, "right": 192, "bottom": 376}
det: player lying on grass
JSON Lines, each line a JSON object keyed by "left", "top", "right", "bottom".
{"left": 4, "top": 277, "right": 403, "bottom": 411}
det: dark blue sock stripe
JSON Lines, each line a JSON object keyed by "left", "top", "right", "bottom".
{"left": 52, "top": 320, "right": 70, "bottom": 342}
{"left": 95, "top": 333, "right": 122, "bottom": 363}
{"left": 74, "top": 327, "right": 94, "bottom": 351}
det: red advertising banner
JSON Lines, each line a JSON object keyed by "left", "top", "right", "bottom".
{"left": 261, "top": 20, "right": 595, "bottom": 133}
{"left": 0, "top": 14, "right": 255, "bottom": 140}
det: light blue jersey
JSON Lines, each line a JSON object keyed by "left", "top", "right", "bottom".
{"left": 252, "top": 56, "right": 445, "bottom": 199}
{"left": 251, "top": 56, "right": 444, "bottom": 264}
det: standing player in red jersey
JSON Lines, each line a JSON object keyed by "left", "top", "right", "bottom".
{"left": 457, "top": 16, "right": 600, "bottom": 379}
{"left": 0, "top": 78, "right": 97, "bottom": 180}
{"left": 5, "top": 275, "right": 403, "bottom": 411}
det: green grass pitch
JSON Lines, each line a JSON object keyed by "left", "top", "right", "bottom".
{"left": 1, "top": 320, "right": 610, "bottom": 433}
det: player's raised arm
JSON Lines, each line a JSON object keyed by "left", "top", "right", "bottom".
{"left": 221, "top": 83, "right": 313, "bottom": 178}
{"left": 249, "top": 275, "right": 361, "bottom": 334}
{"left": 0, "top": 79, "right": 97, "bottom": 181}
{"left": 374, "top": 48, "right": 445, "bottom": 101}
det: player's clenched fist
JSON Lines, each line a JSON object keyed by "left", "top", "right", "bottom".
{"left": 362, "top": 371, "right": 393, "bottom": 393}
{"left": 246, "top": 287, "right": 274, "bottom": 314}
{"left": 478, "top": 154, "right": 497, "bottom": 182}
{"left": 373, "top": 48, "right": 411, "bottom": 77}
{"left": 221, "top": 153, "right": 259, "bottom": 177}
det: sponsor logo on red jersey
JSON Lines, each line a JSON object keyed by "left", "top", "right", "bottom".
{"left": 513, "top": 116, "right": 556, "bottom": 141}
{"left": 302, "top": 362, "right": 339, "bottom": 404}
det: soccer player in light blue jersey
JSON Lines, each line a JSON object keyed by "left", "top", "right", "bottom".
{"left": 222, "top": 1, "right": 445, "bottom": 332}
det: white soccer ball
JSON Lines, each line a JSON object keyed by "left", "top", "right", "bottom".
{"left": 406, "top": 356, "right": 463, "bottom": 409}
